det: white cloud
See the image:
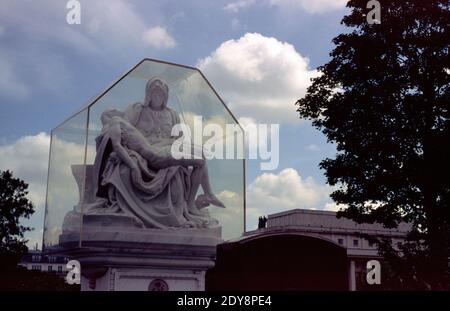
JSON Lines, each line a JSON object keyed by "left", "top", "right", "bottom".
{"left": 142, "top": 26, "right": 177, "bottom": 49}
{"left": 223, "top": 0, "right": 256, "bottom": 13}
{"left": 223, "top": 0, "right": 347, "bottom": 14}
{"left": 244, "top": 168, "right": 338, "bottom": 229}
{"left": 248, "top": 168, "right": 328, "bottom": 210}
{"left": 0, "top": 133, "right": 50, "bottom": 207}
{"left": 198, "top": 33, "right": 319, "bottom": 123}
{"left": 269, "top": 0, "right": 348, "bottom": 13}
{"left": 305, "top": 144, "right": 320, "bottom": 152}
{"left": 212, "top": 167, "right": 340, "bottom": 234}
{"left": 324, "top": 202, "right": 346, "bottom": 212}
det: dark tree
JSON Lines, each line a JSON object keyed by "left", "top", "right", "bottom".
{"left": 0, "top": 170, "right": 78, "bottom": 290}
{"left": 1, "top": 266, "right": 80, "bottom": 291}
{"left": 296, "top": 0, "right": 449, "bottom": 289}
{"left": 0, "top": 170, "right": 34, "bottom": 270}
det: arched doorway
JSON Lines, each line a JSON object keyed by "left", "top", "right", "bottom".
{"left": 206, "top": 234, "right": 348, "bottom": 290}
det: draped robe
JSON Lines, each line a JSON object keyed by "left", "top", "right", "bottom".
{"left": 91, "top": 102, "right": 212, "bottom": 229}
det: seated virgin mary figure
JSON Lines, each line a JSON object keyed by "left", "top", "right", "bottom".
{"left": 87, "top": 78, "right": 225, "bottom": 230}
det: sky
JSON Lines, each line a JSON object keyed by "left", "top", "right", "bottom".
{"left": 0, "top": 0, "right": 352, "bottom": 248}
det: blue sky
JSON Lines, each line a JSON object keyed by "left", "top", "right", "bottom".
{"left": 0, "top": 0, "right": 351, "bottom": 248}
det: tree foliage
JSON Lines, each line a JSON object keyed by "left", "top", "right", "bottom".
{"left": 296, "top": 0, "right": 450, "bottom": 289}
{"left": 1, "top": 266, "right": 80, "bottom": 291}
{"left": 0, "top": 170, "right": 35, "bottom": 269}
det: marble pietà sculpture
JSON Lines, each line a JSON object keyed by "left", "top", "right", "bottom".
{"left": 74, "top": 77, "right": 225, "bottom": 230}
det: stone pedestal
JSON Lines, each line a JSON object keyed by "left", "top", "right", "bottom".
{"left": 59, "top": 219, "right": 222, "bottom": 291}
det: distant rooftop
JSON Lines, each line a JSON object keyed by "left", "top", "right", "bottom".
{"left": 266, "top": 208, "right": 411, "bottom": 234}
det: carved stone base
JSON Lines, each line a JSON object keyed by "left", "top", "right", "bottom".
{"left": 59, "top": 226, "right": 222, "bottom": 291}
{"left": 80, "top": 267, "right": 207, "bottom": 291}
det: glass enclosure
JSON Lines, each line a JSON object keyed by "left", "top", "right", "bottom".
{"left": 43, "top": 59, "right": 245, "bottom": 252}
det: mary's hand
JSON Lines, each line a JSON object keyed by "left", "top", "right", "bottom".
{"left": 130, "top": 164, "right": 142, "bottom": 184}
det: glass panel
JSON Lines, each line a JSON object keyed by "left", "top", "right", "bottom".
{"left": 43, "top": 109, "right": 88, "bottom": 252}
{"left": 44, "top": 59, "right": 244, "bottom": 248}
{"left": 82, "top": 62, "right": 201, "bottom": 243}
{"left": 84, "top": 60, "right": 245, "bottom": 240}
{"left": 173, "top": 71, "right": 245, "bottom": 240}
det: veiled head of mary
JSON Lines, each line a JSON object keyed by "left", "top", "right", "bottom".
{"left": 144, "top": 77, "right": 169, "bottom": 110}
